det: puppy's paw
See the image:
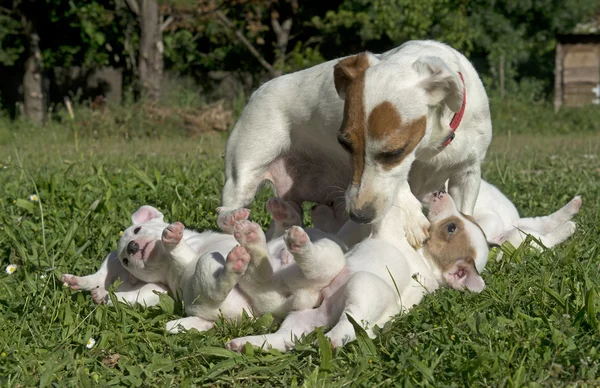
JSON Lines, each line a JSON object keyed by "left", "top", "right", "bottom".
{"left": 403, "top": 210, "right": 430, "bottom": 249}
{"left": 218, "top": 208, "right": 251, "bottom": 234}
{"left": 91, "top": 287, "right": 108, "bottom": 304}
{"left": 567, "top": 196, "right": 582, "bottom": 215}
{"left": 162, "top": 222, "right": 184, "bottom": 246}
{"left": 226, "top": 246, "right": 251, "bottom": 274}
{"left": 61, "top": 274, "right": 81, "bottom": 290}
{"left": 266, "top": 198, "right": 302, "bottom": 227}
{"left": 284, "top": 226, "right": 310, "bottom": 253}
{"left": 233, "top": 220, "right": 266, "bottom": 247}
{"left": 564, "top": 221, "right": 577, "bottom": 236}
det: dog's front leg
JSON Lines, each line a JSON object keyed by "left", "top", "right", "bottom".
{"left": 392, "top": 181, "right": 430, "bottom": 248}
{"left": 448, "top": 165, "right": 481, "bottom": 215}
{"left": 162, "top": 222, "right": 199, "bottom": 267}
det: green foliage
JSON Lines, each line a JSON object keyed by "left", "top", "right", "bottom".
{"left": 0, "top": 13, "right": 24, "bottom": 66}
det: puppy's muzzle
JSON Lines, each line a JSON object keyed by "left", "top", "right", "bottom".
{"left": 127, "top": 241, "right": 140, "bottom": 254}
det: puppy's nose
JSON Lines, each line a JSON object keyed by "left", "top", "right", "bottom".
{"left": 349, "top": 206, "right": 376, "bottom": 224}
{"left": 127, "top": 241, "right": 139, "bottom": 254}
{"left": 433, "top": 190, "right": 447, "bottom": 199}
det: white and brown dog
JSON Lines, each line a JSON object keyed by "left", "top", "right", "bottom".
{"left": 226, "top": 190, "right": 491, "bottom": 352}
{"left": 219, "top": 40, "right": 493, "bottom": 248}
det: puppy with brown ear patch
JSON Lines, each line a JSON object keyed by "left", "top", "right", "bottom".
{"left": 226, "top": 190, "right": 490, "bottom": 352}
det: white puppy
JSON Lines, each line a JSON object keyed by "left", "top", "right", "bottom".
{"left": 61, "top": 205, "right": 246, "bottom": 311}
{"left": 220, "top": 40, "right": 492, "bottom": 248}
{"left": 226, "top": 191, "right": 490, "bottom": 352}
{"left": 62, "top": 200, "right": 346, "bottom": 333}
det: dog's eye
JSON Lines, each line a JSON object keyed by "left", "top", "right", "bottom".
{"left": 337, "top": 135, "right": 353, "bottom": 154}
{"left": 134, "top": 227, "right": 141, "bottom": 234}
{"left": 122, "top": 257, "right": 129, "bottom": 266}
{"left": 376, "top": 148, "right": 405, "bottom": 164}
{"left": 446, "top": 223, "right": 457, "bottom": 234}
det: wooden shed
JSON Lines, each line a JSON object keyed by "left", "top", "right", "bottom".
{"left": 554, "top": 34, "right": 600, "bottom": 111}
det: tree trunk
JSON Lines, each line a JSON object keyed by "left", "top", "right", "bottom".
{"left": 23, "top": 31, "right": 44, "bottom": 124}
{"left": 138, "top": 0, "right": 162, "bottom": 101}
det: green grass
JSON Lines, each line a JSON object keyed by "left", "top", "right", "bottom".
{"left": 0, "top": 112, "right": 599, "bottom": 386}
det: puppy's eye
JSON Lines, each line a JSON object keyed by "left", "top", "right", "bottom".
{"left": 375, "top": 148, "right": 405, "bottom": 164}
{"left": 446, "top": 223, "right": 457, "bottom": 234}
{"left": 134, "top": 227, "right": 141, "bottom": 234}
{"left": 122, "top": 257, "right": 129, "bottom": 266}
{"left": 337, "top": 135, "right": 353, "bottom": 154}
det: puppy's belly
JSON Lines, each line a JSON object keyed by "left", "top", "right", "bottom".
{"left": 265, "top": 148, "right": 352, "bottom": 204}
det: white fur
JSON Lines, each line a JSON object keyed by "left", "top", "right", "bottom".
{"left": 226, "top": 192, "right": 489, "bottom": 352}
{"left": 221, "top": 40, "right": 492, "bottom": 248}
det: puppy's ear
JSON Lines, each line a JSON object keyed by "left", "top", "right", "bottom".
{"left": 413, "top": 56, "right": 463, "bottom": 112}
{"left": 443, "top": 259, "right": 485, "bottom": 293}
{"left": 333, "top": 52, "right": 379, "bottom": 100}
{"left": 131, "top": 205, "right": 164, "bottom": 224}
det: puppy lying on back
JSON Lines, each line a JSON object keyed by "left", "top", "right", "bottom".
{"left": 62, "top": 200, "right": 347, "bottom": 333}
{"left": 227, "top": 190, "right": 491, "bottom": 352}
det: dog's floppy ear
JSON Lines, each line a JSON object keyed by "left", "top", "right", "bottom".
{"left": 131, "top": 205, "right": 164, "bottom": 224}
{"left": 333, "top": 52, "right": 379, "bottom": 100}
{"left": 413, "top": 56, "right": 463, "bottom": 112}
{"left": 443, "top": 259, "right": 485, "bottom": 293}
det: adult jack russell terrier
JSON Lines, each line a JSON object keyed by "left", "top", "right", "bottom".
{"left": 226, "top": 190, "right": 491, "bottom": 352}
{"left": 219, "top": 40, "right": 493, "bottom": 248}
{"left": 62, "top": 200, "right": 346, "bottom": 333}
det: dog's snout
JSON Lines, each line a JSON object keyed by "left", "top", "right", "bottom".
{"left": 127, "top": 241, "right": 139, "bottom": 254}
{"left": 349, "top": 206, "right": 376, "bottom": 224}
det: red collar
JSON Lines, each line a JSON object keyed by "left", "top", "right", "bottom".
{"left": 441, "top": 72, "right": 466, "bottom": 147}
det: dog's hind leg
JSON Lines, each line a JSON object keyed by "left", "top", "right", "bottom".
{"left": 190, "top": 248, "right": 250, "bottom": 306}
{"left": 233, "top": 220, "right": 275, "bottom": 281}
{"left": 325, "top": 271, "right": 398, "bottom": 348}
{"left": 516, "top": 196, "right": 581, "bottom": 234}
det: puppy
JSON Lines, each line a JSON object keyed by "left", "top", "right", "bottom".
{"left": 62, "top": 200, "right": 346, "bottom": 333}
{"left": 62, "top": 205, "right": 247, "bottom": 310}
{"left": 226, "top": 191, "right": 490, "bottom": 352}
{"left": 220, "top": 40, "right": 492, "bottom": 248}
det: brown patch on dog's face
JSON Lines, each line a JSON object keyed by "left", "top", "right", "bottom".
{"left": 336, "top": 58, "right": 368, "bottom": 185}
{"left": 367, "top": 102, "right": 426, "bottom": 171}
{"left": 425, "top": 215, "right": 477, "bottom": 273}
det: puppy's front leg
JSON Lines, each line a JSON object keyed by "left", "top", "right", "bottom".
{"left": 448, "top": 165, "right": 481, "bottom": 215}
{"left": 162, "top": 222, "right": 198, "bottom": 266}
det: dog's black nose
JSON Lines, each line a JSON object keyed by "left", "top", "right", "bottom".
{"left": 127, "top": 241, "right": 139, "bottom": 254}
{"left": 349, "top": 206, "right": 376, "bottom": 224}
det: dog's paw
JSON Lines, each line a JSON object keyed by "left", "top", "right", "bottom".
{"left": 564, "top": 221, "right": 577, "bottom": 236}
{"left": 403, "top": 210, "right": 430, "bottom": 249}
{"left": 284, "top": 226, "right": 310, "bottom": 253}
{"left": 233, "top": 220, "right": 266, "bottom": 247}
{"left": 567, "top": 196, "right": 582, "bottom": 215}
{"left": 91, "top": 287, "right": 108, "bottom": 304}
{"left": 266, "top": 198, "right": 302, "bottom": 227}
{"left": 162, "top": 222, "right": 184, "bottom": 246}
{"left": 226, "top": 246, "right": 251, "bottom": 274}
{"left": 217, "top": 208, "right": 251, "bottom": 234}
{"left": 61, "top": 274, "right": 80, "bottom": 290}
